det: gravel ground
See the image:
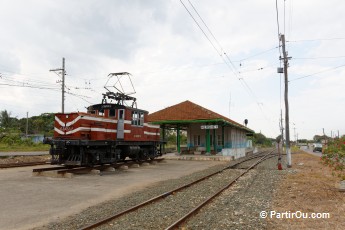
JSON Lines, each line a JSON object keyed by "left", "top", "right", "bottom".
{"left": 33, "top": 153, "right": 287, "bottom": 230}
{"left": 185, "top": 156, "right": 288, "bottom": 230}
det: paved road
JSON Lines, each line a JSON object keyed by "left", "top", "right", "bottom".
{"left": 0, "top": 151, "right": 49, "bottom": 156}
{"left": 299, "top": 146, "right": 322, "bottom": 157}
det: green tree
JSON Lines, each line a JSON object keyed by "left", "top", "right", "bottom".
{"left": 252, "top": 132, "right": 272, "bottom": 147}
{"left": 0, "top": 110, "right": 12, "bottom": 129}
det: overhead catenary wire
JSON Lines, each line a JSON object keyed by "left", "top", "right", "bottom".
{"left": 179, "top": 0, "right": 222, "bottom": 57}
{"left": 186, "top": 0, "right": 223, "bottom": 54}
{"left": 180, "top": 0, "right": 275, "bottom": 128}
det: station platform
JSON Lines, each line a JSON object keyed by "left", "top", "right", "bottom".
{"left": 161, "top": 152, "right": 234, "bottom": 161}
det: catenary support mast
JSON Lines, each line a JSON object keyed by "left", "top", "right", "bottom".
{"left": 280, "top": 34, "right": 292, "bottom": 167}
{"left": 50, "top": 57, "right": 66, "bottom": 113}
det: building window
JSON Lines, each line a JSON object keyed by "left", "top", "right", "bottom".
{"left": 217, "top": 135, "right": 222, "bottom": 146}
{"left": 194, "top": 135, "right": 200, "bottom": 146}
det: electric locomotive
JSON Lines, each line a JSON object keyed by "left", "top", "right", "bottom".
{"left": 45, "top": 72, "right": 163, "bottom": 166}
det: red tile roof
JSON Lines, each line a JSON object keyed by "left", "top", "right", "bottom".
{"left": 148, "top": 100, "right": 253, "bottom": 132}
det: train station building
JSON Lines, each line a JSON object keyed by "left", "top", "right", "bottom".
{"left": 148, "top": 100, "right": 254, "bottom": 158}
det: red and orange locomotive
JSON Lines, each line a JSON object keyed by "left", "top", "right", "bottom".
{"left": 46, "top": 72, "right": 162, "bottom": 166}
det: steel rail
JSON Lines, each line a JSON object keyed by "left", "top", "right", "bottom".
{"left": 32, "top": 158, "right": 165, "bottom": 174}
{"left": 0, "top": 161, "right": 48, "bottom": 169}
{"left": 78, "top": 150, "right": 276, "bottom": 230}
{"left": 165, "top": 150, "right": 275, "bottom": 230}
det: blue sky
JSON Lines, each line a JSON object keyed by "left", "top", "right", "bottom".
{"left": 0, "top": 0, "right": 344, "bottom": 140}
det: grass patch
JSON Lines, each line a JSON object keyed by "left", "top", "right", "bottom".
{"left": 0, "top": 143, "right": 49, "bottom": 152}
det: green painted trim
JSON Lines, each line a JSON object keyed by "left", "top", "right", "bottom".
{"left": 206, "top": 129, "right": 211, "bottom": 153}
{"left": 177, "top": 125, "right": 181, "bottom": 153}
{"left": 162, "top": 125, "right": 166, "bottom": 153}
{"left": 213, "top": 129, "right": 216, "bottom": 151}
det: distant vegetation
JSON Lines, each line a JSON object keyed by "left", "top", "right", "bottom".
{"left": 251, "top": 132, "right": 274, "bottom": 147}
{"left": 164, "top": 130, "right": 187, "bottom": 148}
{"left": 0, "top": 110, "right": 53, "bottom": 151}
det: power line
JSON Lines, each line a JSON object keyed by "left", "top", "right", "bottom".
{"left": 179, "top": 0, "right": 222, "bottom": 57}
{"left": 0, "top": 82, "right": 61, "bottom": 91}
{"left": 236, "top": 46, "right": 280, "bottom": 63}
{"left": 275, "top": 0, "right": 281, "bottom": 38}
{"left": 292, "top": 55, "right": 345, "bottom": 60}
{"left": 287, "top": 37, "right": 345, "bottom": 43}
{"left": 289, "top": 63, "right": 345, "bottom": 82}
{"left": 187, "top": 0, "right": 223, "bottom": 53}
{"left": 0, "top": 71, "right": 60, "bottom": 89}
{"left": 180, "top": 0, "right": 275, "bottom": 128}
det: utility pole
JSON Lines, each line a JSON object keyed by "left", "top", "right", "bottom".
{"left": 280, "top": 34, "right": 292, "bottom": 168}
{"left": 277, "top": 109, "right": 284, "bottom": 170}
{"left": 26, "top": 112, "right": 28, "bottom": 138}
{"left": 50, "top": 58, "right": 66, "bottom": 113}
{"left": 293, "top": 126, "right": 296, "bottom": 144}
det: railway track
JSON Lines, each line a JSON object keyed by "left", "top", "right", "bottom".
{"left": 78, "top": 149, "right": 279, "bottom": 230}
{"left": 0, "top": 161, "right": 49, "bottom": 169}
{"left": 32, "top": 158, "right": 166, "bottom": 176}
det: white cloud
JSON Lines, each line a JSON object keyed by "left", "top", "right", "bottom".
{"left": 0, "top": 0, "right": 345, "bottom": 139}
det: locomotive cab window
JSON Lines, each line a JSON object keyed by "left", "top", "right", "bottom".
{"left": 132, "top": 111, "right": 138, "bottom": 126}
{"left": 132, "top": 111, "right": 143, "bottom": 126}
{"left": 109, "top": 108, "right": 116, "bottom": 117}
{"left": 139, "top": 112, "right": 144, "bottom": 126}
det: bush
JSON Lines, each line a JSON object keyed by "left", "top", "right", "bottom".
{"left": 0, "top": 134, "right": 21, "bottom": 146}
{"left": 321, "top": 137, "right": 345, "bottom": 180}
{"left": 0, "top": 133, "right": 35, "bottom": 147}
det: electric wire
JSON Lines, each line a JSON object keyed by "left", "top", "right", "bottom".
{"left": 236, "top": 46, "right": 280, "bottom": 63}
{"left": 287, "top": 37, "right": 345, "bottom": 42}
{"left": 179, "top": 0, "right": 222, "bottom": 57}
{"left": 289, "top": 63, "right": 345, "bottom": 82}
{"left": 292, "top": 55, "right": 345, "bottom": 60}
{"left": 180, "top": 0, "right": 274, "bottom": 127}
{"left": 187, "top": 0, "right": 223, "bottom": 53}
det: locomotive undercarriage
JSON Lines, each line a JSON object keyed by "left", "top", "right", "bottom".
{"left": 49, "top": 139, "right": 162, "bottom": 166}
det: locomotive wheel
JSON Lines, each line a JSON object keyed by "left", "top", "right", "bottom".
{"left": 139, "top": 149, "right": 149, "bottom": 161}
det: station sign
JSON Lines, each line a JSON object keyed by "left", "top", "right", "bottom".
{"left": 200, "top": 125, "right": 218, "bottom": 129}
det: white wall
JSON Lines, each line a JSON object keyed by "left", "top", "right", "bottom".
{"left": 186, "top": 123, "right": 248, "bottom": 155}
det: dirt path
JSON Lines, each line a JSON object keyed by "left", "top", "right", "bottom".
{"left": 267, "top": 151, "right": 345, "bottom": 229}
